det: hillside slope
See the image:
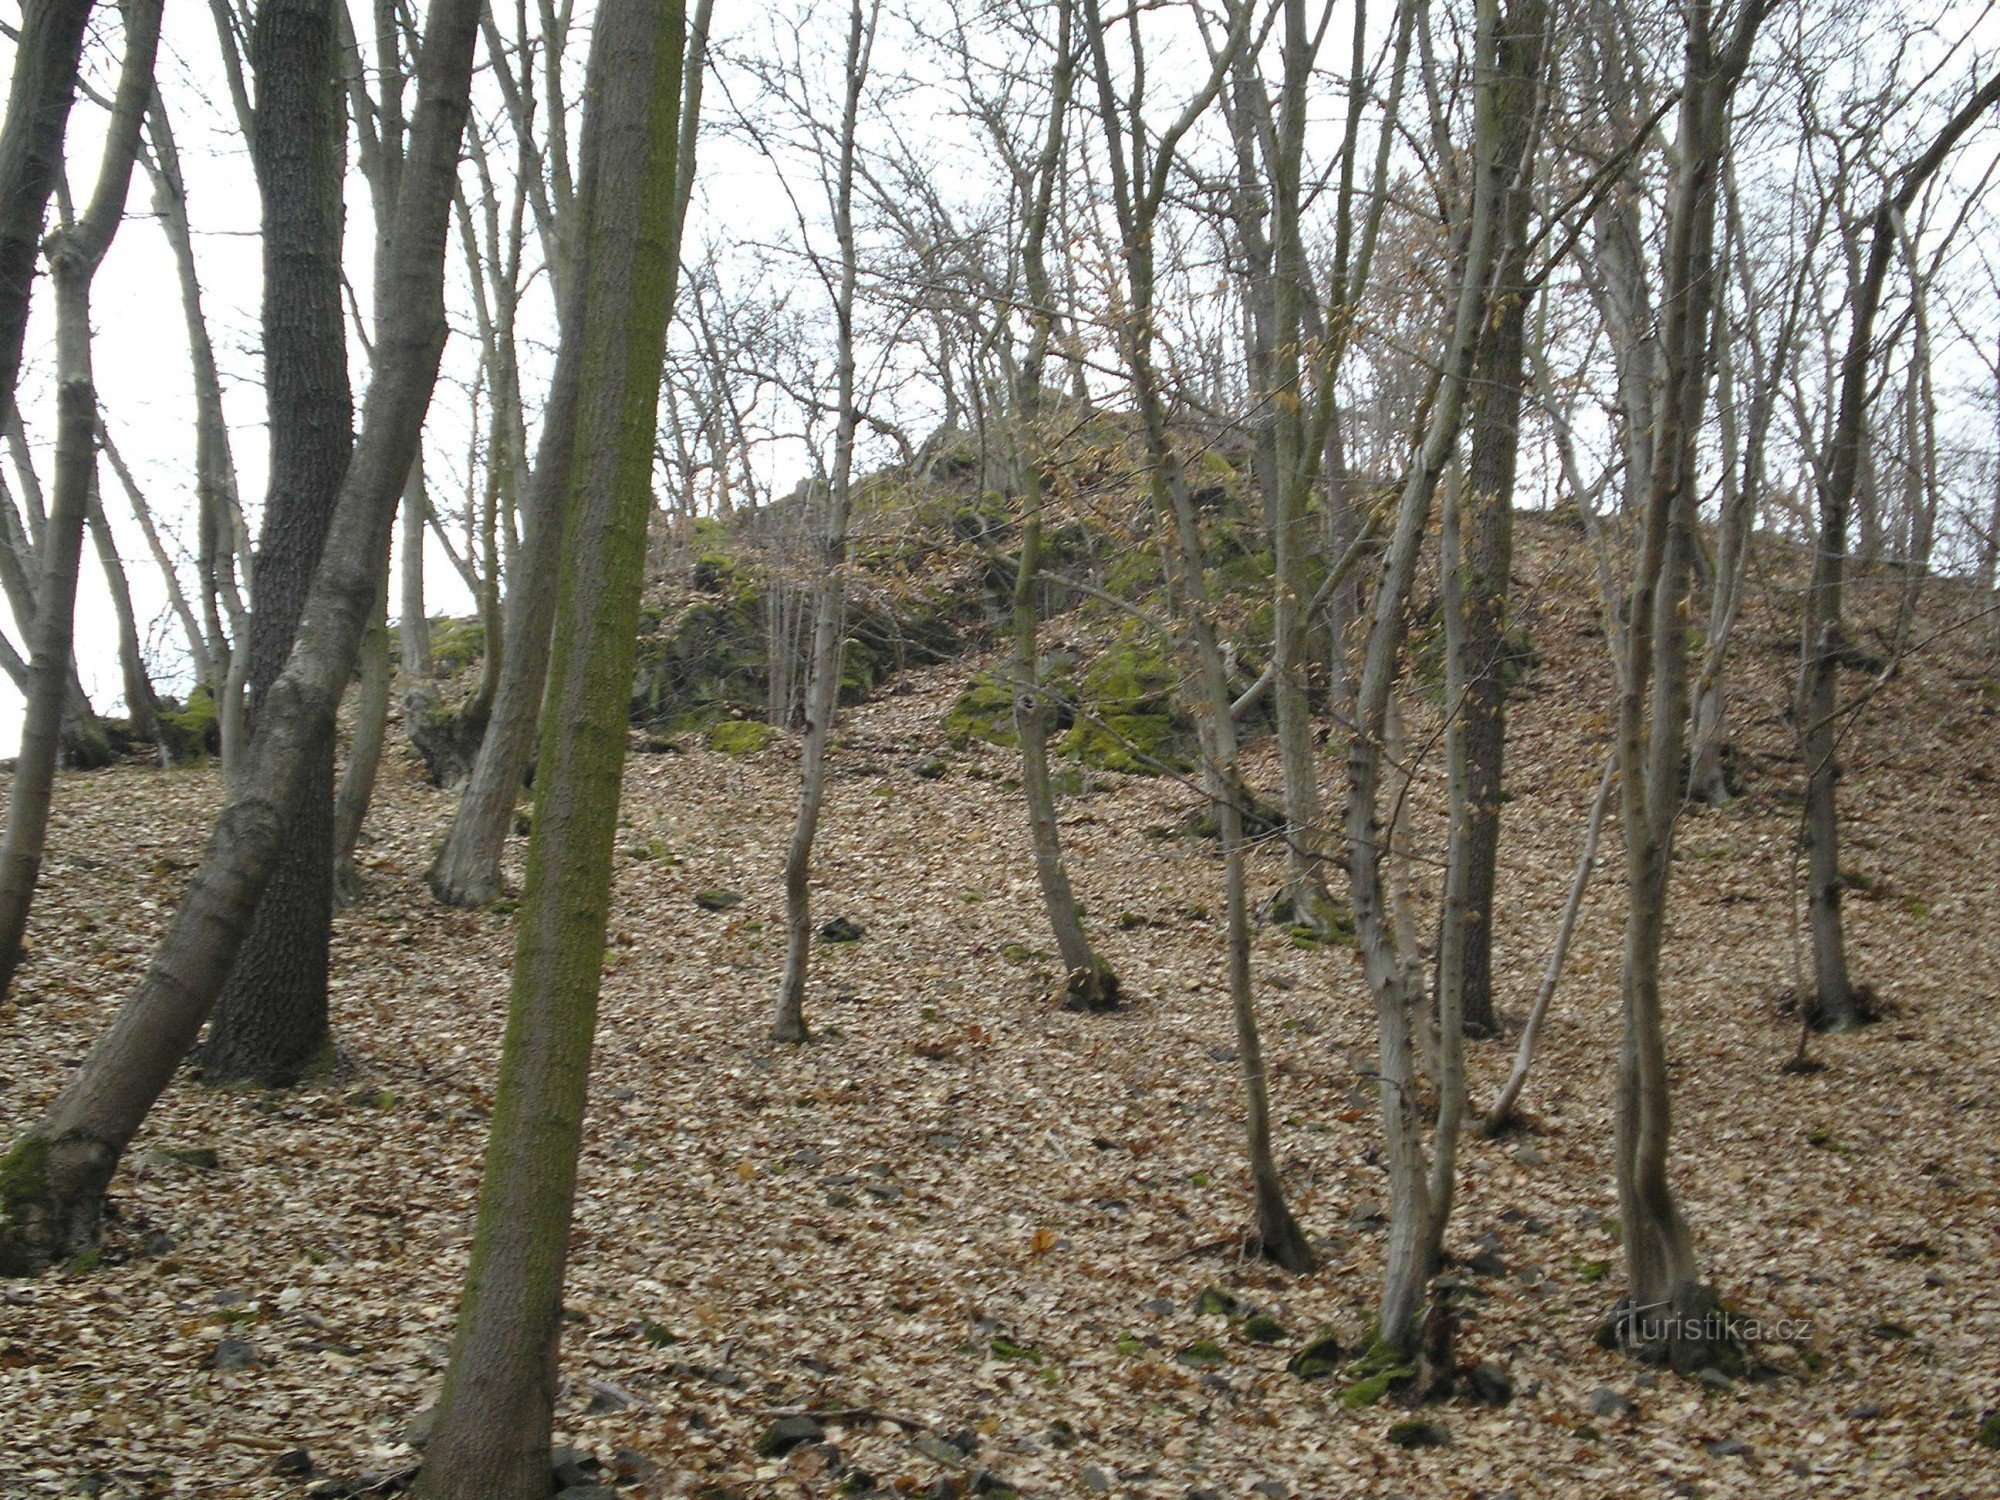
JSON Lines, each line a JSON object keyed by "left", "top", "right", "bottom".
{"left": 1, "top": 518, "right": 1996, "bottom": 1499}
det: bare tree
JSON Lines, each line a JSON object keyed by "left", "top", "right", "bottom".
{"left": 0, "top": 0, "right": 484, "bottom": 1272}
{"left": 0, "top": 0, "right": 164, "bottom": 1004}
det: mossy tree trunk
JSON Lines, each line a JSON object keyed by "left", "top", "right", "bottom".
{"left": 199, "top": 0, "right": 357, "bottom": 1087}
{"left": 0, "top": 0, "right": 162, "bottom": 1006}
{"left": 416, "top": 3, "right": 697, "bottom": 1493}
{"left": 0, "top": 0, "right": 482, "bottom": 1273}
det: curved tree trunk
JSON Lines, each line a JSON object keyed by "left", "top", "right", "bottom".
{"left": 0, "top": 0, "right": 482, "bottom": 1274}
{"left": 198, "top": 0, "right": 357, "bottom": 1087}
{"left": 333, "top": 583, "right": 393, "bottom": 902}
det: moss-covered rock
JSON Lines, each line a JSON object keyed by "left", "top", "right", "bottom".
{"left": 1057, "top": 632, "right": 1195, "bottom": 775}
{"left": 707, "top": 720, "right": 773, "bottom": 755}
{"left": 428, "top": 615, "right": 486, "bottom": 674}
{"left": 157, "top": 687, "right": 220, "bottom": 763}
{"left": 945, "top": 676, "right": 1018, "bottom": 748}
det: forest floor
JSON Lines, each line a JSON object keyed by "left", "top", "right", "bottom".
{"left": 3, "top": 520, "right": 1999, "bottom": 1500}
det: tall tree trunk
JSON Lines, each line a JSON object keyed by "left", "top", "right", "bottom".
{"left": 417, "top": 4, "right": 693, "bottom": 1491}
{"left": 772, "top": 1, "right": 876, "bottom": 1046}
{"left": 0, "top": 0, "right": 96, "bottom": 423}
{"left": 1794, "top": 68, "right": 2000, "bottom": 1032}
{"left": 1438, "top": 0, "right": 1548, "bottom": 1039}
{"left": 84, "top": 478, "right": 158, "bottom": 742}
{"left": 0, "top": 0, "right": 482, "bottom": 1274}
{"left": 1081, "top": 0, "right": 1310, "bottom": 1272}
{"left": 1004, "top": 0, "right": 1114, "bottom": 1013}
{"left": 198, "top": 0, "right": 357, "bottom": 1087}
{"left": 0, "top": 0, "right": 163, "bottom": 1004}
{"left": 1606, "top": 0, "right": 1770, "bottom": 1373}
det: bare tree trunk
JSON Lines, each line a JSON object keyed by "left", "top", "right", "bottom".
{"left": 1606, "top": 0, "right": 1771, "bottom": 1373}
{"left": 198, "top": 0, "right": 358, "bottom": 1087}
{"left": 333, "top": 581, "right": 393, "bottom": 902}
{"left": 1484, "top": 755, "right": 1613, "bottom": 1135}
{"left": 0, "top": 0, "right": 163, "bottom": 1004}
{"left": 1439, "top": 0, "right": 1548, "bottom": 1039}
{"left": 84, "top": 478, "right": 158, "bottom": 742}
{"left": 1794, "top": 68, "right": 2000, "bottom": 1032}
{"left": 0, "top": 0, "right": 482, "bottom": 1273}
{"left": 1082, "top": 0, "right": 1311, "bottom": 1272}
{"left": 772, "top": 1, "right": 877, "bottom": 1046}
{"left": 417, "top": 5, "right": 694, "bottom": 1492}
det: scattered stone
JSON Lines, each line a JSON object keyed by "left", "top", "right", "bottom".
{"left": 1385, "top": 1419, "right": 1449, "bottom": 1449}
{"left": 272, "top": 1449, "right": 313, "bottom": 1478}
{"left": 1589, "top": 1387, "right": 1636, "bottom": 1419}
{"left": 1141, "top": 1298, "right": 1175, "bottom": 1317}
{"left": 1977, "top": 1411, "right": 2000, "bottom": 1449}
{"left": 1350, "top": 1200, "right": 1386, "bottom": 1227}
{"left": 862, "top": 1180, "right": 903, "bottom": 1203}
{"left": 1080, "top": 1466, "right": 1111, "bottom": 1493}
{"left": 1287, "top": 1333, "right": 1345, "bottom": 1382}
{"left": 818, "top": 916, "right": 866, "bottom": 943}
{"left": 1464, "top": 1361, "right": 1514, "bottom": 1406}
{"left": 1513, "top": 1141, "right": 1547, "bottom": 1167}
{"left": 756, "top": 1415, "right": 825, "bottom": 1458}
{"left": 913, "top": 1433, "right": 963, "bottom": 1465}
{"left": 1704, "top": 1438, "right": 1751, "bottom": 1458}
{"left": 1175, "top": 1339, "right": 1226, "bottom": 1368}
{"left": 1194, "top": 1286, "right": 1240, "bottom": 1317}
{"left": 584, "top": 1380, "right": 641, "bottom": 1414}
{"left": 400, "top": 1406, "right": 437, "bottom": 1448}
{"left": 212, "top": 1338, "right": 257, "bottom": 1371}
{"left": 551, "top": 1445, "right": 600, "bottom": 1487}
{"left": 167, "top": 1146, "right": 220, "bottom": 1171}
{"left": 913, "top": 757, "right": 948, "bottom": 780}
{"left": 1241, "top": 1313, "right": 1286, "bottom": 1344}
{"left": 554, "top": 1488, "right": 619, "bottom": 1500}
{"left": 1847, "top": 1403, "right": 1882, "bottom": 1421}
{"left": 1251, "top": 1482, "right": 1289, "bottom": 1498}
{"left": 305, "top": 1482, "right": 356, "bottom": 1500}
{"left": 1696, "top": 1367, "right": 1735, "bottom": 1393}
{"left": 1465, "top": 1250, "right": 1507, "bottom": 1278}
{"left": 612, "top": 1448, "right": 659, "bottom": 1484}
{"left": 694, "top": 889, "right": 743, "bottom": 912}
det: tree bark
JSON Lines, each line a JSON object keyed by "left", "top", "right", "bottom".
{"left": 198, "top": 0, "right": 358, "bottom": 1087}
{"left": 416, "top": 4, "right": 691, "bottom": 1492}
{"left": 0, "top": 0, "right": 482, "bottom": 1273}
{"left": 772, "top": 1, "right": 877, "bottom": 1046}
{"left": 1437, "top": 0, "right": 1547, "bottom": 1039}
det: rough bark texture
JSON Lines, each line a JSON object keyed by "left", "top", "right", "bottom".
{"left": 0, "top": 0, "right": 481, "bottom": 1274}
{"left": 199, "top": 0, "right": 357, "bottom": 1087}
{"left": 416, "top": 5, "right": 688, "bottom": 1492}
{"left": 0, "top": 0, "right": 96, "bottom": 422}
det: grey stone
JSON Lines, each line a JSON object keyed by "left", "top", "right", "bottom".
{"left": 756, "top": 1415, "right": 824, "bottom": 1457}
{"left": 1589, "top": 1386, "right": 1636, "bottom": 1419}
{"left": 212, "top": 1338, "right": 257, "bottom": 1371}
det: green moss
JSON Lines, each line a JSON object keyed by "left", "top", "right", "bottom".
{"left": 990, "top": 1337, "right": 1042, "bottom": 1364}
{"left": 1385, "top": 1419, "right": 1449, "bottom": 1449}
{"left": 1340, "top": 1365, "right": 1412, "bottom": 1408}
{"left": 1977, "top": 1412, "right": 2000, "bottom": 1449}
{"left": 428, "top": 615, "right": 486, "bottom": 673}
{"left": 158, "top": 687, "right": 220, "bottom": 762}
{"left": 707, "top": 720, "right": 773, "bottom": 755}
{"left": 1288, "top": 1332, "right": 1345, "bottom": 1381}
{"left": 1242, "top": 1313, "right": 1287, "bottom": 1344}
{"left": 0, "top": 1134, "right": 50, "bottom": 1213}
{"left": 1176, "top": 1338, "right": 1227, "bottom": 1368}
{"left": 1056, "top": 633, "right": 1196, "bottom": 775}
{"left": 943, "top": 676, "right": 1018, "bottom": 748}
